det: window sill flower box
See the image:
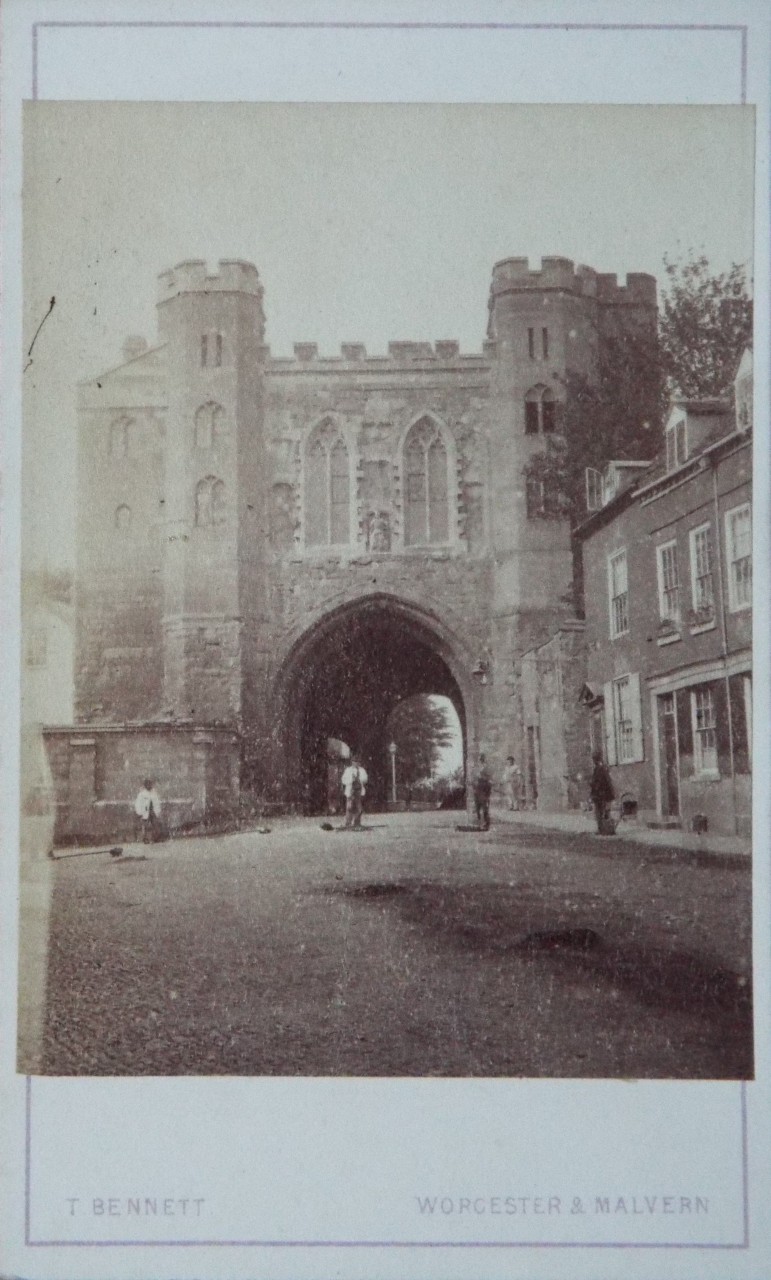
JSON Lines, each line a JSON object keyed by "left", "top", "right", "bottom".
{"left": 656, "top": 618, "right": 681, "bottom": 646}
{"left": 688, "top": 606, "right": 716, "bottom": 635}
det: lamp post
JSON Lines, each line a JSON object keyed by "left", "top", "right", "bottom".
{"left": 388, "top": 741, "right": 397, "bottom": 804}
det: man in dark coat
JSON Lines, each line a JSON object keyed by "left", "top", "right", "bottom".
{"left": 472, "top": 754, "right": 493, "bottom": 831}
{"left": 589, "top": 752, "right": 614, "bottom": 833}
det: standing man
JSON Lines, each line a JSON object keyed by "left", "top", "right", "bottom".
{"left": 341, "top": 755, "right": 368, "bottom": 830}
{"left": 472, "top": 754, "right": 493, "bottom": 831}
{"left": 589, "top": 752, "right": 614, "bottom": 833}
{"left": 134, "top": 778, "right": 161, "bottom": 844}
{"left": 502, "top": 756, "right": 522, "bottom": 811}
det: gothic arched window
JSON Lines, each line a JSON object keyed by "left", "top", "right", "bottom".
{"left": 194, "top": 402, "right": 225, "bottom": 450}
{"left": 524, "top": 385, "right": 557, "bottom": 435}
{"left": 195, "top": 476, "right": 226, "bottom": 527}
{"left": 304, "top": 421, "right": 351, "bottom": 548}
{"left": 404, "top": 417, "right": 450, "bottom": 546}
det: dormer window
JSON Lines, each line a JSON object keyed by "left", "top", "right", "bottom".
{"left": 733, "top": 348, "right": 753, "bottom": 433}
{"left": 665, "top": 416, "right": 687, "bottom": 471}
{"left": 585, "top": 467, "right": 603, "bottom": 513}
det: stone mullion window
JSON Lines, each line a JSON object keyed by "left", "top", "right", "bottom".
{"left": 405, "top": 442, "right": 428, "bottom": 545}
{"left": 195, "top": 476, "right": 227, "bottom": 528}
{"left": 403, "top": 417, "right": 452, "bottom": 548}
{"left": 427, "top": 438, "right": 449, "bottom": 543}
{"left": 329, "top": 441, "right": 350, "bottom": 545}
{"left": 304, "top": 423, "right": 351, "bottom": 549}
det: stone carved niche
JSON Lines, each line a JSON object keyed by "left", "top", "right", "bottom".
{"left": 270, "top": 482, "right": 297, "bottom": 552}
{"left": 359, "top": 459, "right": 393, "bottom": 552}
{"left": 462, "top": 481, "right": 485, "bottom": 551}
{"left": 366, "top": 510, "right": 391, "bottom": 553}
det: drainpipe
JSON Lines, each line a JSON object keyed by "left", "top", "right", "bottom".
{"left": 711, "top": 460, "right": 738, "bottom": 834}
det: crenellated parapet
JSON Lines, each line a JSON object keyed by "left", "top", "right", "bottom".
{"left": 157, "top": 258, "right": 264, "bottom": 301}
{"left": 266, "top": 340, "right": 488, "bottom": 370}
{"left": 490, "top": 256, "right": 656, "bottom": 307}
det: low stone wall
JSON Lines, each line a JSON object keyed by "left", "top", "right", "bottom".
{"left": 43, "top": 723, "right": 240, "bottom": 846}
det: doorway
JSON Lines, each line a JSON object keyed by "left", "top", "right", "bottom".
{"left": 658, "top": 692, "right": 680, "bottom": 818}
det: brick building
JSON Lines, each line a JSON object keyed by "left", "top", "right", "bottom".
{"left": 44, "top": 255, "right": 658, "bottom": 841}
{"left": 575, "top": 351, "right": 753, "bottom": 837}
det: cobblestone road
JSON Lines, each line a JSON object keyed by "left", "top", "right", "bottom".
{"left": 41, "top": 812, "right": 753, "bottom": 1078}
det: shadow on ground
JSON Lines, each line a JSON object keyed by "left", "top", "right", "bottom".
{"left": 319, "top": 877, "right": 753, "bottom": 1074}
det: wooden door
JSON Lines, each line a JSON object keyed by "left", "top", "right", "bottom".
{"left": 658, "top": 693, "right": 680, "bottom": 818}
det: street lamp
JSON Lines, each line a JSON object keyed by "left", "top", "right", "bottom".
{"left": 388, "top": 741, "right": 397, "bottom": 804}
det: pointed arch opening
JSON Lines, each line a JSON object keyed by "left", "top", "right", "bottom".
{"left": 265, "top": 594, "right": 476, "bottom": 814}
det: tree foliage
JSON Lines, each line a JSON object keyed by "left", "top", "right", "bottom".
{"left": 387, "top": 694, "right": 456, "bottom": 786}
{"left": 530, "top": 319, "right": 666, "bottom": 528}
{"left": 659, "top": 254, "right": 753, "bottom": 398}
{"left": 525, "top": 251, "right": 752, "bottom": 532}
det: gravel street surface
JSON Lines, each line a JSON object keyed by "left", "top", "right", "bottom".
{"left": 41, "top": 812, "right": 752, "bottom": 1078}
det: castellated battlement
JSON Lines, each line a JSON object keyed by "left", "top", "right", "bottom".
{"left": 490, "top": 256, "right": 656, "bottom": 306}
{"left": 267, "top": 339, "right": 485, "bottom": 368}
{"left": 157, "top": 259, "right": 263, "bottom": 301}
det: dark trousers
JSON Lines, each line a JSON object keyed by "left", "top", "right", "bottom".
{"left": 345, "top": 795, "right": 363, "bottom": 828}
{"left": 140, "top": 814, "right": 157, "bottom": 843}
{"left": 474, "top": 793, "right": 490, "bottom": 830}
{"left": 593, "top": 799, "right": 610, "bottom": 832}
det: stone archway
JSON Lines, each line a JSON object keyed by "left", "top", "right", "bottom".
{"left": 270, "top": 594, "right": 478, "bottom": 813}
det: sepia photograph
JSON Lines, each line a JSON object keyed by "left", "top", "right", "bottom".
{"left": 20, "top": 101, "right": 755, "bottom": 1082}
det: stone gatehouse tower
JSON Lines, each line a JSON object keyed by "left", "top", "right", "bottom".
{"left": 47, "top": 255, "right": 656, "bottom": 839}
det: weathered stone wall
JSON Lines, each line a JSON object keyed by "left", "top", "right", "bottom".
{"left": 74, "top": 394, "right": 166, "bottom": 722}
{"left": 44, "top": 725, "right": 240, "bottom": 844}
{"left": 63, "top": 255, "right": 657, "bottom": 837}
{"left": 515, "top": 622, "right": 588, "bottom": 810}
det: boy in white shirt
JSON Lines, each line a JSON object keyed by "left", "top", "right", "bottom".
{"left": 134, "top": 778, "right": 161, "bottom": 843}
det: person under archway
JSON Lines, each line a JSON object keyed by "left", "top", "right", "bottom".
{"left": 341, "top": 755, "right": 368, "bottom": 830}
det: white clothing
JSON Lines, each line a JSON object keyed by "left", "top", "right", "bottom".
{"left": 340, "top": 765, "right": 367, "bottom": 799}
{"left": 134, "top": 787, "right": 161, "bottom": 819}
